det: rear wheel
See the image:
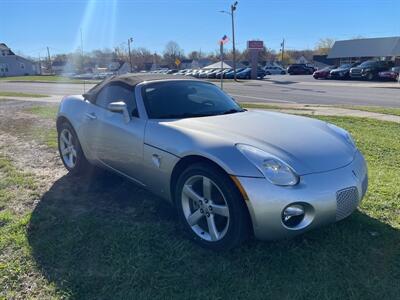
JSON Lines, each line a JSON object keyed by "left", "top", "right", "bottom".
{"left": 175, "top": 162, "right": 250, "bottom": 250}
{"left": 58, "top": 122, "right": 91, "bottom": 175}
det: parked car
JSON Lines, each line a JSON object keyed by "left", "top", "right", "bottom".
{"left": 329, "top": 63, "right": 360, "bottom": 80}
{"left": 224, "top": 68, "right": 245, "bottom": 79}
{"left": 57, "top": 74, "right": 368, "bottom": 250}
{"left": 214, "top": 68, "right": 233, "bottom": 79}
{"left": 174, "top": 69, "right": 189, "bottom": 75}
{"left": 378, "top": 66, "right": 400, "bottom": 81}
{"left": 166, "top": 69, "right": 178, "bottom": 74}
{"left": 73, "top": 73, "right": 94, "bottom": 80}
{"left": 263, "top": 66, "right": 286, "bottom": 75}
{"left": 287, "top": 64, "right": 313, "bottom": 75}
{"left": 207, "top": 69, "right": 224, "bottom": 79}
{"left": 236, "top": 67, "right": 266, "bottom": 79}
{"left": 313, "top": 66, "right": 337, "bottom": 79}
{"left": 184, "top": 69, "right": 196, "bottom": 76}
{"left": 199, "top": 69, "right": 217, "bottom": 78}
{"left": 350, "top": 60, "right": 394, "bottom": 80}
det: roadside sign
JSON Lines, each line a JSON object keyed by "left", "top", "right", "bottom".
{"left": 247, "top": 40, "right": 264, "bottom": 50}
{"left": 175, "top": 58, "right": 181, "bottom": 67}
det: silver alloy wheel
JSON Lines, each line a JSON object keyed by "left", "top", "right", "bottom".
{"left": 181, "top": 175, "right": 230, "bottom": 242}
{"left": 59, "top": 128, "right": 77, "bottom": 169}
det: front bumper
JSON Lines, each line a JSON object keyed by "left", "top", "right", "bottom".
{"left": 237, "top": 151, "right": 368, "bottom": 240}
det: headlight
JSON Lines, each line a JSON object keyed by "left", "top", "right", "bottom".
{"left": 236, "top": 144, "right": 299, "bottom": 186}
{"left": 327, "top": 123, "right": 356, "bottom": 148}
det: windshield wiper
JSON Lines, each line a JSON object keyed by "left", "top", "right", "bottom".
{"left": 221, "top": 108, "right": 246, "bottom": 115}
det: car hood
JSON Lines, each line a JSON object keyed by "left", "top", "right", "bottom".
{"left": 166, "top": 110, "right": 356, "bottom": 175}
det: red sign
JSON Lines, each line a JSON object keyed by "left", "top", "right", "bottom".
{"left": 247, "top": 40, "right": 264, "bottom": 50}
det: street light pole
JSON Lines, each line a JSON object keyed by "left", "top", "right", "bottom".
{"left": 220, "top": 2, "right": 238, "bottom": 81}
{"left": 128, "top": 37, "right": 133, "bottom": 73}
{"left": 231, "top": 1, "right": 238, "bottom": 81}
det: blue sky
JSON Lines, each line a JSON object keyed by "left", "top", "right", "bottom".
{"left": 2, "top": 0, "right": 400, "bottom": 58}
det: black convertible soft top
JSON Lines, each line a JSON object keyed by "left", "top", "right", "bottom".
{"left": 83, "top": 73, "right": 192, "bottom": 102}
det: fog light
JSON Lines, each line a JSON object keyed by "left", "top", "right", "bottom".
{"left": 282, "top": 204, "right": 305, "bottom": 227}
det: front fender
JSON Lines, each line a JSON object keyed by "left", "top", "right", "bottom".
{"left": 145, "top": 120, "right": 263, "bottom": 178}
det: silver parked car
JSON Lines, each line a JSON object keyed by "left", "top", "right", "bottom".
{"left": 57, "top": 74, "right": 368, "bottom": 250}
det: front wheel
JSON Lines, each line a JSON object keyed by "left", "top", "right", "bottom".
{"left": 58, "top": 122, "right": 90, "bottom": 175}
{"left": 367, "top": 73, "right": 374, "bottom": 81}
{"left": 175, "top": 162, "right": 250, "bottom": 250}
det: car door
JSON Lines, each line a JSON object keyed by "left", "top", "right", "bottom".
{"left": 81, "top": 83, "right": 147, "bottom": 184}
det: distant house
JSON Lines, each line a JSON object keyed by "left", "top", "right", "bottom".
{"left": 296, "top": 56, "right": 309, "bottom": 64}
{"left": 0, "top": 43, "right": 39, "bottom": 76}
{"left": 108, "top": 60, "right": 130, "bottom": 75}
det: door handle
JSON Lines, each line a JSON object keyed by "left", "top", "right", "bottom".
{"left": 85, "top": 112, "right": 97, "bottom": 120}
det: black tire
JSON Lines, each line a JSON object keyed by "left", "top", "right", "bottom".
{"left": 281, "top": 71, "right": 286, "bottom": 75}
{"left": 367, "top": 72, "right": 374, "bottom": 81}
{"left": 174, "top": 162, "right": 251, "bottom": 251}
{"left": 58, "top": 121, "right": 91, "bottom": 175}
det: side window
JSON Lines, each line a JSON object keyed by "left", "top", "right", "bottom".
{"left": 95, "top": 84, "right": 138, "bottom": 117}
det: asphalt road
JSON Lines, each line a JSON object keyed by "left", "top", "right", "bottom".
{"left": 1, "top": 75, "right": 399, "bottom": 107}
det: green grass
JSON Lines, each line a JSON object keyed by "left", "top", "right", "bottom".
{"left": 242, "top": 102, "right": 313, "bottom": 111}
{"left": 1, "top": 114, "right": 399, "bottom": 299}
{"left": 0, "top": 75, "right": 99, "bottom": 84}
{"left": 26, "top": 105, "right": 58, "bottom": 119}
{"left": 339, "top": 105, "right": 400, "bottom": 117}
{"left": 0, "top": 91, "right": 49, "bottom": 98}
{"left": 22, "top": 105, "right": 58, "bottom": 148}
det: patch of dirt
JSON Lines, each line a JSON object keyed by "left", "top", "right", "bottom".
{"left": 0, "top": 101, "right": 66, "bottom": 213}
{"left": 0, "top": 100, "right": 174, "bottom": 219}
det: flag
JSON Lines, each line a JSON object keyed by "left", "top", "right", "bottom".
{"left": 220, "top": 35, "right": 229, "bottom": 45}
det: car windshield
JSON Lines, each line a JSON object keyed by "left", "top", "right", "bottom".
{"left": 142, "top": 81, "right": 244, "bottom": 119}
{"left": 338, "top": 64, "right": 351, "bottom": 69}
{"left": 359, "top": 61, "right": 376, "bottom": 67}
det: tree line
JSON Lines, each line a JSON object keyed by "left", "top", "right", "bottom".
{"left": 48, "top": 38, "right": 336, "bottom": 72}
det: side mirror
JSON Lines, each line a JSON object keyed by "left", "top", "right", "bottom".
{"left": 107, "top": 101, "right": 131, "bottom": 123}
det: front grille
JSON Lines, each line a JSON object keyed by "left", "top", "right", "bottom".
{"left": 361, "top": 175, "right": 368, "bottom": 198}
{"left": 336, "top": 187, "right": 359, "bottom": 221}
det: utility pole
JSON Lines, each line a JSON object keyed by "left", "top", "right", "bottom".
{"left": 280, "top": 38, "right": 285, "bottom": 66}
{"left": 128, "top": 37, "right": 133, "bottom": 73}
{"left": 80, "top": 28, "right": 84, "bottom": 73}
{"left": 231, "top": 1, "right": 238, "bottom": 81}
{"left": 220, "top": 41, "right": 224, "bottom": 89}
{"left": 38, "top": 54, "right": 42, "bottom": 75}
{"left": 46, "top": 47, "right": 52, "bottom": 74}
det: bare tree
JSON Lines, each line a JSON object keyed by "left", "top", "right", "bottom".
{"left": 163, "top": 41, "right": 184, "bottom": 67}
{"left": 315, "top": 38, "right": 335, "bottom": 55}
{"left": 132, "top": 47, "right": 153, "bottom": 70}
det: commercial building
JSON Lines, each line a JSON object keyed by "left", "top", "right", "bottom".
{"left": 328, "top": 36, "right": 400, "bottom": 65}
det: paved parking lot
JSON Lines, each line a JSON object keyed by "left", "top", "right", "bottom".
{"left": 1, "top": 75, "right": 399, "bottom": 107}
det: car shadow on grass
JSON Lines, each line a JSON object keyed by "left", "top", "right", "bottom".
{"left": 28, "top": 171, "right": 400, "bottom": 299}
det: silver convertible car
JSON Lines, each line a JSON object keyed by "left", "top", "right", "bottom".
{"left": 57, "top": 74, "right": 368, "bottom": 250}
